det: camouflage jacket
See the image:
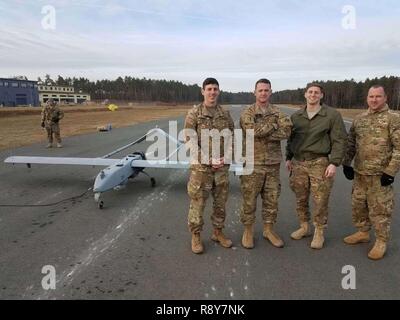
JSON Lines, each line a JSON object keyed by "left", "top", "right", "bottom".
{"left": 41, "top": 105, "right": 64, "bottom": 124}
{"left": 184, "top": 104, "right": 234, "bottom": 169}
{"left": 240, "top": 103, "right": 292, "bottom": 165}
{"left": 286, "top": 104, "right": 347, "bottom": 166}
{"left": 343, "top": 105, "right": 400, "bottom": 176}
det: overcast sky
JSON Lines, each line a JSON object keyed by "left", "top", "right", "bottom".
{"left": 0, "top": 0, "right": 399, "bottom": 92}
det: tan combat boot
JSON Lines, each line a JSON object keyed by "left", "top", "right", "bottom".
{"left": 343, "top": 230, "right": 370, "bottom": 245}
{"left": 46, "top": 143, "right": 53, "bottom": 148}
{"left": 310, "top": 226, "right": 324, "bottom": 249}
{"left": 191, "top": 232, "right": 204, "bottom": 254}
{"left": 368, "top": 239, "right": 387, "bottom": 260}
{"left": 242, "top": 224, "right": 254, "bottom": 249}
{"left": 211, "top": 228, "right": 232, "bottom": 248}
{"left": 263, "top": 223, "right": 284, "bottom": 248}
{"left": 290, "top": 222, "right": 310, "bottom": 240}
{"left": 57, "top": 143, "right": 62, "bottom": 148}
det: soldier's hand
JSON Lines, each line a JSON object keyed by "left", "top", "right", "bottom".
{"left": 342, "top": 165, "right": 354, "bottom": 180}
{"left": 381, "top": 173, "right": 394, "bottom": 186}
{"left": 285, "top": 160, "right": 292, "bottom": 172}
{"left": 41, "top": 122, "right": 45, "bottom": 128}
{"left": 211, "top": 157, "right": 225, "bottom": 170}
{"left": 324, "top": 164, "right": 336, "bottom": 178}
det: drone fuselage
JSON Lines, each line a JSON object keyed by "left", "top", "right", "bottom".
{"left": 93, "top": 154, "right": 143, "bottom": 193}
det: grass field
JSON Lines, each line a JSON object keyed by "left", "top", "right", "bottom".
{"left": 0, "top": 104, "right": 191, "bottom": 151}
{"left": 0, "top": 103, "right": 377, "bottom": 151}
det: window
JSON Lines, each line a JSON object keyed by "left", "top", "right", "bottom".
{"left": 21, "top": 83, "right": 27, "bottom": 88}
{"left": 11, "top": 82, "right": 18, "bottom": 87}
{"left": 0, "top": 82, "right": 3, "bottom": 86}
{"left": 63, "top": 88, "right": 65, "bottom": 91}
{"left": 4, "top": 82, "right": 9, "bottom": 87}
{"left": 43, "top": 94, "right": 48, "bottom": 97}
{"left": 52, "top": 95, "right": 57, "bottom": 97}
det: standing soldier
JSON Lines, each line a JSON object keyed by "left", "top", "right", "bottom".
{"left": 286, "top": 83, "right": 347, "bottom": 249}
{"left": 240, "top": 79, "right": 292, "bottom": 249}
{"left": 342, "top": 85, "right": 400, "bottom": 260}
{"left": 41, "top": 98, "right": 64, "bottom": 148}
{"left": 184, "top": 78, "right": 234, "bottom": 254}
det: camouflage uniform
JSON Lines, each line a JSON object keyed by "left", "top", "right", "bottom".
{"left": 184, "top": 104, "right": 234, "bottom": 233}
{"left": 240, "top": 104, "right": 292, "bottom": 225}
{"left": 286, "top": 104, "right": 347, "bottom": 227}
{"left": 41, "top": 101, "right": 64, "bottom": 144}
{"left": 289, "top": 157, "right": 334, "bottom": 226}
{"left": 343, "top": 104, "right": 400, "bottom": 241}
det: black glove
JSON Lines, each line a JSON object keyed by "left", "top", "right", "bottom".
{"left": 41, "top": 122, "right": 45, "bottom": 128}
{"left": 381, "top": 173, "right": 394, "bottom": 186}
{"left": 343, "top": 165, "right": 354, "bottom": 180}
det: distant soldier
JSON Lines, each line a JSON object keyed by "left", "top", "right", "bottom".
{"left": 184, "top": 78, "right": 234, "bottom": 254}
{"left": 342, "top": 85, "right": 400, "bottom": 260}
{"left": 240, "top": 79, "right": 292, "bottom": 249}
{"left": 41, "top": 98, "right": 64, "bottom": 148}
{"left": 286, "top": 83, "right": 347, "bottom": 249}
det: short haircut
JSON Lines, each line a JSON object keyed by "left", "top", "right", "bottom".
{"left": 369, "top": 84, "right": 386, "bottom": 95}
{"left": 202, "top": 78, "right": 219, "bottom": 89}
{"left": 305, "top": 82, "right": 324, "bottom": 94}
{"left": 255, "top": 78, "right": 271, "bottom": 89}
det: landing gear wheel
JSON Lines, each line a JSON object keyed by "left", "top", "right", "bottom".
{"left": 151, "top": 177, "right": 156, "bottom": 188}
{"left": 98, "top": 200, "right": 104, "bottom": 209}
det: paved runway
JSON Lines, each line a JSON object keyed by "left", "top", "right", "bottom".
{"left": 0, "top": 105, "right": 399, "bottom": 299}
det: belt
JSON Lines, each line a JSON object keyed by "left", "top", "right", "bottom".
{"left": 294, "top": 153, "right": 328, "bottom": 161}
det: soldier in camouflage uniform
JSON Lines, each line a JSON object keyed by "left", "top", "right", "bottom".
{"left": 342, "top": 85, "right": 400, "bottom": 260}
{"left": 240, "top": 79, "right": 292, "bottom": 249}
{"left": 286, "top": 83, "right": 347, "bottom": 249}
{"left": 184, "top": 78, "right": 234, "bottom": 254}
{"left": 41, "top": 98, "right": 64, "bottom": 148}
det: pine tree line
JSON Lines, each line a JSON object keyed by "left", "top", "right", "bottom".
{"left": 39, "top": 75, "right": 254, "bottom": 104}
{"left": 38, "top": 75, "right": 400, "bottom": 109}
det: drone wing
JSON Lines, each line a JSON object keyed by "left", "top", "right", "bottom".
{"left": 131, "top": 160, "right": 243, "bottom": 172}
{"left": 131, "top": 160, "right": 190, "bottom": 169}
{"left": 4, "top": 156, "right": 120, "bottom": 166}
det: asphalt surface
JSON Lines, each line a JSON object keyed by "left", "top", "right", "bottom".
{"left": 0, "top": 105, "right": 399, "bottom": 300}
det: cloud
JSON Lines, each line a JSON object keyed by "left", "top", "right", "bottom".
{"left": 0, "top": 0, "right": 399, "bottom": 91}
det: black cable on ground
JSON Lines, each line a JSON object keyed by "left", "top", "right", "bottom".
{"left": 0, "top": 187, "right": 92, "bottom": 207}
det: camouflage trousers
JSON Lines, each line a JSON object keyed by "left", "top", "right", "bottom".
{"left": 187, "top": 166, "right": 229, "bottom": 233}
{"left": 289, "top": 157, "right": 334, "bottom": 227}
{"left": 45, "top": 123, "right": 61, "bottom": 143}
{"left": 352, "top": 173, "right": 393, "bottom": 241}
{"left": 240, "top": 164, "right": 281, "bottom": 225}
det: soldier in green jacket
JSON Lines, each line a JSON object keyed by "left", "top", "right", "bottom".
{"left": 286, "top": 83, "right": 347, "bottom": 249}
{"left": 342, "top": 85, "right": 400, "bottom": 260}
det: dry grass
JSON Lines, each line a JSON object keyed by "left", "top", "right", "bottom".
{"left": 0, "top": 104, "right": 191, "bottom": 151}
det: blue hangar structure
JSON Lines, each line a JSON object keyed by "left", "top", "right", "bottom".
{"left": 0, "top": 78, "right": 39, "bottom": 107}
